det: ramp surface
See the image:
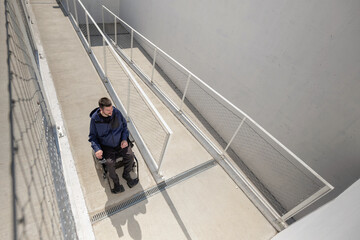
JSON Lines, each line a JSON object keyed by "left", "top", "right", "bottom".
{"left": 29, "top": 0, "right": 155, "bottom": 218}
{"left": 29, "top": 0, "right": 277, "bottom": 239}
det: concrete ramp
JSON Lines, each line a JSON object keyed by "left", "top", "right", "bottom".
{"left": 29, "top": 0, "right": 156, "bottom": 218}
{"left": 92, "top": 165, "right": 276, "bottom": 240}
{"left": 29, "top": 0, "right": 277, "bottom": 239}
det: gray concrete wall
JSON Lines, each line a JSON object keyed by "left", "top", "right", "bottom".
{"left": 112, "top": 0, "right": 360, "bottom": 214}
{"left": 272, "top": 178, "right": 360, "bottom": 240}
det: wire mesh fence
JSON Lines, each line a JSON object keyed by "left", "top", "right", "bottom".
{"left": 5, "top": 0, "right": 78, "bottom": 239}
{"left": 228, "top": 119, "right": 325, "bottom": 212}
{"left": 91, "top": 44, "right": 169, "bottom": 164}
{"left": 100, "top": 6, "right": 333, "bottom": 222}
{"left": 62, "top": 0, "right": 172, "bottom": 171}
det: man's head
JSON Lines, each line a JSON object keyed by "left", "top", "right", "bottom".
{"left": 98, "top": 97, "right": 113, "bottom": 117}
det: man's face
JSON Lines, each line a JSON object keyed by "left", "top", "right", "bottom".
{"left": 100, "top": 106, "right": 113, "bottom": 117}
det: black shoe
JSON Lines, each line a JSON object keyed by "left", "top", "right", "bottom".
{"left": 122, "top": 173, "right": 139, "bottom": 188}
{"left": 112, "top": 182, "right": 125, "bottom": 194}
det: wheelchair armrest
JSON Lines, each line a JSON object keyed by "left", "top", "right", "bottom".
{"left": 98, "top": 158, "right": 107, "bottom": 164}
{"left": 128, "top": 136, "right": 135, "bottom": 148}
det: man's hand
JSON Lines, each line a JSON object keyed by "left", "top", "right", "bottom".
{"left": 95, "top": 150, "right": 103, "bottom": 159}
{"left": 121, "top": 140, "right": 128, "bottom": 149}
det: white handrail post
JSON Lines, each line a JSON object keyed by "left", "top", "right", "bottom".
{"left": 73, "top": 0, "right": 78, "bottom": 26}
{"left": 151, "top": 48, "right": 157, "bottom": 83}
{"left": 114, "top": 16, "right": 117, "bottom": 45}
{"left": 130, "top": 29, "right": 134, "bottom": 62}
{"left": 224, "top": 117, "right": 247, "bottom": 152}
{"left": 103, "top": 37, "right": 107, "bottom": 78}
{"left": 86, "top": 14, "right": 91, "bottom": 47}
{"left": 157, "top": 132, "right": 171, "bottom": 174}
{"left": 102, "top": 6, "right": 105, "bottom": 32}
{"left": 180, "top": 73, "right": 191, "bottom": 111}
{"left": 126, "top": 77, "right": 131, "bottom": 121}
{"left": 66, "top": 0, "right": 69, "bottom": 13}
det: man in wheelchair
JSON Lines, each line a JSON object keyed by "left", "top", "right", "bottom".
{"left": 89, "top": 97, "right": 139, "bottom": 194}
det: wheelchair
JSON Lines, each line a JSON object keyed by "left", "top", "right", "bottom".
{"left": 92, "top": 139, "right": 139, "bottom": 193}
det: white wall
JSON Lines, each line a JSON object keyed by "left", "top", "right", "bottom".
{"left": 113, "top": 0, "right": 360, "bottom": 215}
{"left": 82, "top": 0, "right": 120, "bottom": 23}
{"left": 272, "top": 179, "right": 360, "bottom": 240}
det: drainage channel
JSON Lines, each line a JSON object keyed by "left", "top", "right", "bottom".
{"left": 91, "top": 159, "right": 216, "bottom": 224}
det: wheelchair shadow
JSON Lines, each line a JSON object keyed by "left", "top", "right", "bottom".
{"left": 93, "top": 158, "right": 148, "bottom": 239}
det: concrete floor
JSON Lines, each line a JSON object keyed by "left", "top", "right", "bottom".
{"left": 29, "top": 0, "right": 277, "bottom": 239}
{"left": 93, "top": 165, "right": 276, "bottom": 240}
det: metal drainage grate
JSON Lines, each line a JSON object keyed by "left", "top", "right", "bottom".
{"left": 91, "top": 159, "right": 216, "bottom": 223}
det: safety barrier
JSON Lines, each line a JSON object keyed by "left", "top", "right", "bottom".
{"left": 101, "top": 6, "right": 333, "bottom": 226}
{"left": 5, "top": 0, "right": 77, "bottom": 238}
{"left": 60, "top": 0, "right": 172, "bottom": 179}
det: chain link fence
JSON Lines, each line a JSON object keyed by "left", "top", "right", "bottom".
{"left": 100, "top": 6, "right": 333, "bottom": 224}
{"left": 5, "top": 0, "right": 78, "bottom": 238}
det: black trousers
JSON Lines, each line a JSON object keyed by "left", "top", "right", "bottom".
{"left": 102, "top": 144, "right": 134, "bottom": 185}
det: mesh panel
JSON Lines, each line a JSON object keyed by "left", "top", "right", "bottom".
{"left": 132, "top": 31, "right": 156, "bottom": 79}
{"left": 103, "top": 21, "right": 126, "bottom": 43}
{"left": 61, "top": 0, "right": 70, "bottom": 13}
{"left": 95, "top": 6, "right": 330, "bottom": 219}
{"left": 114, "top": 21, "right": 132, "bottom": 57}
{"left": 89, "top": 23, "right": 103, "bottom": 47}
{"left": 90, "top": 43, "right": 168, "bottom": 165}
{"left": 7, "top": 0, "right": 78, "bottom": 238}
{"left": 184, "top": 79, "right": 242, "bottom": 144}
{"left": 79, "top": 24, "right": 88, "bottom": 45}
{"left": 118, "top": 28, "right": 190, "bottom": 109}
{"left": 229, "top": 120, "right": 324, "bottom": 212}
{"left": 77, "top": 7, "right": 88, "bottom": 43}
{"left": 129, "top": 83, "right": 168, "bottom": 163}
{"left": 153, "top": 51, "right": 189, "bottom": 108}
{"left": 74, "top": 0, "right": 82, "bottom": 24}
{"left": 67, "top": 0, "right": 76, "bottom": 21}
{"left": 102, "top": 7, "right": 132, "bottom": 53}
{"left": 88, "top": 17, "right": 171, "bottom": 165}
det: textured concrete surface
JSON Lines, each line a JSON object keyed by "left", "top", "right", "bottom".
{"left": 93, "top": 165, "right": 277, "bottom": 240}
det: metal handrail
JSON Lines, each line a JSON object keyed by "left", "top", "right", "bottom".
{"left": 65, "top": 0, "right": 172, "bottom": 176}
{"left": 103, "top": 5, "right": 333, "bottom": 188}
{"left": 102, "top": 5, "right": 334, "bottom": 223}
{"left": 80, "top": 1, "right": 172, "bottom": 135}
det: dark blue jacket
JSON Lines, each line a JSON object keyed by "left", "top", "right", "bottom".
{"left": 88, "top": 106, "right": 129, "bottom": 152}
